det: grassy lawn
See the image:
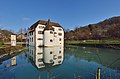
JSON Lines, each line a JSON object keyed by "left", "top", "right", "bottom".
{"left": 0, "top": 42, "right": 26, "bottom": 48}
{"left": 4, "top": 42, "right": 26, "bottom": 45}
{"left": 65, "top": 40, "right": 120, "bottom": 45}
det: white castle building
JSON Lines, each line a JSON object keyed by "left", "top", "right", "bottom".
{"left": 26, "top": 19, "right": 64, "bottom": 47}
{"left": 27, "top": 46, "right": 64, "bottom": 69}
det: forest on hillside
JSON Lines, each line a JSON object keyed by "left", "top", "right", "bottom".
{"left": 65, "top": 16, "right": 120, "bottom": 40}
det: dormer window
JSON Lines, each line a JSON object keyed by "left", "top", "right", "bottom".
{"left": 39, "top": 26, "right": 44, "bottom": 29}
{"left": 58, "top": 28, "right": 62, "bottom": 31}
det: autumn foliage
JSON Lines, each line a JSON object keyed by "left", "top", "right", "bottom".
{"left": 65, "top": 16, "right": 120, "bottom": 40}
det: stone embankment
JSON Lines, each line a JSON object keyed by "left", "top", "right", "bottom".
{"left": 0, "top": 46, "right": 26, "bottom": 63}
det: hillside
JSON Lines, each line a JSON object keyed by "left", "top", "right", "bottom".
{"left": 0, "top": 29, "right": 14, "bottom": 42}
{"left": 65, "top": 16, "right": 120, "bottom": 40}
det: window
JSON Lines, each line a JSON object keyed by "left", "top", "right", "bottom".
{"left": 31, "top": 32, "right": 33, "bottom": 35}
{"left": 38, "top": 31, "right": 43, "bottom": 34}
{"left": 58, "top": 33, "right": 62, "bottom": 36}
{"left": 38, "top": 52, "right": 42, "bottom": 55}
{"left": 28, "top": 39, "right": 29, "bottom": 42}
{"left": 32, "top": 37, "right": 33, "bottom": 42}
{"left": 39, "top": 26, "right": 44, "bottom": 29}
{"left": 53, "top": 55, "right": 57, "bottom": 60}
{"left": 59, "top": 38, "right": 61, "bottom": 41}
{"left": 39, "top": 26, "right": 41, "bottom": 28}
{"left": 30, "top": 32, "right": 33, "bottom": 35}
{"left": 58, "top": 28, "right": 62, "bottom": 31}
{"left": 50, "top": 51, "right": 52, "bottom": 54}
{"left": 58, "top": 56, "right": 62, "bottom": 59}
{"left": 50, "top": 59, "right": 53, "bottom": 63}
{"left": 54, "top": 32, "right": 57, "bottom": 34}
{"left": 30, "top": 38, "right": 31, "bottom": 42}
{"left": 32, "top": 50, "right": 33, "bottom": 55}
{"left": 39, "top": 64, "right": 44, "bottom": 67}
{"left": 50, "top": 31, "right": 53, "bottom": 34}
{"left": 38, "top": 58, "right": 42, "bottom": 62}
{"left": 58, "top": 61, "right": 61, "bottom": 63}
{"left": 29, "top": 32, "right": 31, "bottom": 36}
{"left": 59, "top": 51, "right": 61, "bottom": 54}
{"left": 38, "top": 38, "right": 43, "bottom": 40}
{"left": 50, "top": 39, "right": 53, "bottom": 42}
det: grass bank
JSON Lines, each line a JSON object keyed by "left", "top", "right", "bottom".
{"left": 0, "top": 45, "right": 26, "bottom": 63}
{"left": 65, "top": 40, "right": 120, "bottom": 49}
{"left": 0, "top": 42, "right": 26, "bottom": 48}
{"left": 65, "top": 40, "right": 120, "bottom": 45}
{"left": 4, "top": 42, "right": 26, "bottom": 45}
{"left": 0, "top": 45, "right": 26, "bottom": 54}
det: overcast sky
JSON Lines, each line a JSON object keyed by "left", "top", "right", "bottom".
{"left": 0, "top": 0, "right": 120, "bottom": 31}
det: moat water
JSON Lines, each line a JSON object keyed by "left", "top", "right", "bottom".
{"left": 0, "top": 45, "right": 120, "bottom": 79}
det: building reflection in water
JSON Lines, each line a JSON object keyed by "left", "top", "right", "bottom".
{"left": 26, "top": 46, "right": 64, "bottom": 79}
{"left": 0, "top": 56, "right": 17, "bottom": 79}
{"left": 11, "top": 56, "right": 17, "bottom": 66}
{"left": 26, "top": 46, "right": 64, "bottom": 68}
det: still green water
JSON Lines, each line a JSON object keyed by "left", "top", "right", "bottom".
{"left": 0, "top": 45, "right": 120, "bottom": 79}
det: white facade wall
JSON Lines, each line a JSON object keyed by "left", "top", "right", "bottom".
{"left": 35, "top": 24, "right": 45, "bottom": 47}
{"left": 43, "top": 46, "right": 64, "bottom": 65}
{"left": 35, "top": 47, "right": 45, "bottom": 68}
{"left": 53, "top": 46, "right": 64, "bottom": 66}
{"left": 52, "top": 26, "right": 64, "bottom": 46}
{"left": 43, "top": 47, "right": 54, "bottom": 64}
{"left": 43, "top": 30, "right": 54, "bottom": 46}
{"left": 27, "top": 46, "right": 45, "bottom": 68}
{"left": 53, "top": 26, "right": 59, "bottom": 46}
{"left": 11, "top": 35, "right": 16, "bottom": 46}
{"left": 27, "top": 23, "right": 64, "bottom": 47}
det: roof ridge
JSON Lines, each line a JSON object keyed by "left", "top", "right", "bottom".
{"left": 29, "top": 20, "right": 62, "bottom": 30}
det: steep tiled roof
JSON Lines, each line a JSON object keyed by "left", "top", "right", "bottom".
{"left": 29, "top": 19, "right": 62, "bottom": 31}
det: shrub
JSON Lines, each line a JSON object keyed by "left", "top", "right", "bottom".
{"left": 0, "top": 42, "right": 4, "bottom": 46}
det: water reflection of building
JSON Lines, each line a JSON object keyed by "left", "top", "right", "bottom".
{"left": 26, "top": 46, "right": 64, "bottom": 69}
{"left": 11, "top": 56, "right": 17, "bottom": 66}
{"left": 0, "top": 56, "right": 17, "bottom": 79}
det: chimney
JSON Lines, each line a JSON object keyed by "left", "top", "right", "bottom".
{"left": 47, "top": 19, "right": 50, "bottom": 27}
